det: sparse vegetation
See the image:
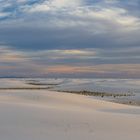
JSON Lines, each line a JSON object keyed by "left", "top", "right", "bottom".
{"left": 56, "top": 90, "right": 135, "bottom": 97}
{"left": 27, "top": 82, "right": 59, "bottom": 86}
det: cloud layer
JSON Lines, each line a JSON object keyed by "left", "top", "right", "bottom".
{"left": 0, "top": 0, "right": 140, "bottom": 78}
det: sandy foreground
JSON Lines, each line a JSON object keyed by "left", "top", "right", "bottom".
{"left": 0, "top": 90, "right": 140, "bottom": 140}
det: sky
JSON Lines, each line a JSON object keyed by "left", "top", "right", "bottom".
{"left": 0, "top": 0, "right": 140, "bottom": 78}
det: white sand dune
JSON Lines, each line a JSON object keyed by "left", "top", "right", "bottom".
{"left": 0, "top": 90, "right": 140, "bottom": 140}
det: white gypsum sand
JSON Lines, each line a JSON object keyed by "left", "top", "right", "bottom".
{"left": 0, "top": 90, "right": 140, "bottom": 140}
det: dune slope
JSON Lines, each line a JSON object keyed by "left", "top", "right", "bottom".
{"left": 0, "top": 90, "right": 140, "bottom": 140}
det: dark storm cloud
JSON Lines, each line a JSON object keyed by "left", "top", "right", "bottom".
{"left": 0, "top": 26, "right": 122, "bottom": 50}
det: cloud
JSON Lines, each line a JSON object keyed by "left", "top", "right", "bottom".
{"left": 27, "top": 0, "right": 83, "bottom": 12}
{"left": 0, "top": 0, "right": 139, "bottom": 51}
{"left": 0, "top": 45, "right": 140, "bottom": 78}
{"left": 0, "top": 1, "right": 140, "bottom": 77}
{"left": 0, "top": 46, "right": 25, "bottom": 62}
